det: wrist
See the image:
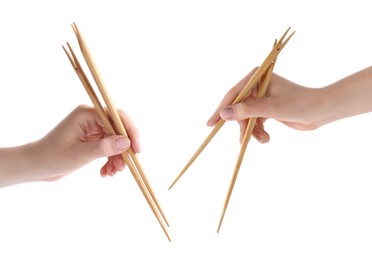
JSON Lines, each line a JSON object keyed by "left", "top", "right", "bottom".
{"left": 20, "top": 141, "right": 46, "bottom": 183}
{"left": 314, "top": 66, "right": 372, "bottom": 127}
{"left": 0, "top": 142, "right": 45, "bottom": 187}
{"left": 311, "top": 86, "right": 338, "bottom": 128}
{"left": 0, "top": 144, "right": 30, "bottom": 187}
{"left": 290, "top": 86, "right": 334, "bottom": 130}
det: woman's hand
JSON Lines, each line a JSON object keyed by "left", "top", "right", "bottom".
{"left": 0, "top": 104, "right": 141, "bottom": 187}
{"left": 207, "top": 68, "right": 330, "bottom": 144}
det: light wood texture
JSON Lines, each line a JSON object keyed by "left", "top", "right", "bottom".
{"left": 169, "top": 28, "right": 294, "bottom": 190}
{"left": 168, "top": 28, "right": 294, "bottom": 232}
{"left": 63, "top": 23, "right": 170, "bottom": 241}
{"left": 217, "top": 52, "right": 277, "bottom": 233}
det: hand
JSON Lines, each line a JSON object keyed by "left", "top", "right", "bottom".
{"left": 207, "top": 68, "right": 326, "bottom": 144}
{"left": 33, "top": 104, "right": 140, "bottom": 181}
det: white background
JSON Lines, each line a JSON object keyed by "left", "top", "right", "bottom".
{"left": 1, "top": 1, "right": 372, "bottom": 259}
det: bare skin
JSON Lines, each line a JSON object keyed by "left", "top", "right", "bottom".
{"left": 0, "top": 105, "right": 140, "bottom": 188}
{"left": 207, "top": 66, "right": 372, "bottom": 143}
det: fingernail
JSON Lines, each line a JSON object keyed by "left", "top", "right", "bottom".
{"left": 115, "top": 137, "right": 130, "bottom": 150}
{"left": 221, "top": 107, "right": 234, "bottom": 119}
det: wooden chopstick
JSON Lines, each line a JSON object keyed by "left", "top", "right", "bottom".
{"left": 168, "top": 28, "right": 294, "bottom": 232}
{"left": 169, "top": 28, "right": 295, "bottom": 190}
{"left": 62, "top": 23, "right": 170, "bottom": 241}
{"left": 70, "top": 23, "right": 169, "bottom": 228}
{"left": 217, "top": 45, "right": 277, "bottom": 232}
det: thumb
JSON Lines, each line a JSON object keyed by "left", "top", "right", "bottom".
{"left": 82, "top": 135, "right": 131, "bottom": 161}
{"left": 220, "top": 98, "right": 271, "bottom": 121}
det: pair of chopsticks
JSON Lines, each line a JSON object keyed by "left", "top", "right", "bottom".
{"left": 168, "top": 27, "right": 295, "bottom": 232}
{"left": 62, "top": 23, "right": 171, "bottom": 241}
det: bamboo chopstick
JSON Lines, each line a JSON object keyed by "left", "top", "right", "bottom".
{"left": 217, "top": 46, "right": 277, "bottom": 232}
{"left": 169, "top": 27, "right": 294, "bottom": 190}
{"left": 168, "top": 28, "right": 295, "bottom": 231}
{"left": 62, "top": 23, "right": 170, "bottom": 241}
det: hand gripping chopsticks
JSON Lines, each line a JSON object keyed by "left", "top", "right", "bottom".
{"left": 169, "top": 27, "right": 295, "bottom": 232}
{"left": 62, "top": 23, "right": 171, "bottom": 241}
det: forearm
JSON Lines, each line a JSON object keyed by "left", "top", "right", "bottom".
{"left": 319, "top": 66, "right": 372, "bottom": 126}
{"left": 0, "top": 142, "right": 41, "bottom": 188}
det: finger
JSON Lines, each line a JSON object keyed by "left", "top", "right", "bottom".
{"left": 106, "top": 160, "right": 117, "bottom": 177}
{"left": 207, "top": 68, "right": 258, "bottom": 127}
{"left": 117, "top": 109, "right": 141, "bottom": 153}
{"left": 252, "top": 119, "right": 270, "bottom": 143}
{"left": 112, "top": 155, "right": 125, "bottom": 172}
{"left": 100, "top": 162, "right": 108, "bottom": 177}
{"left": 82, "top": 136, "right": 131, "bottom": 165}
{"left": 220, "top": 97, "right": 274, "bottom": 122}
{"left": 100, "top": 154, "right": 126, "bottom": 177}
{"left": 238, "top": 118, "right": 270, "bottom": 144}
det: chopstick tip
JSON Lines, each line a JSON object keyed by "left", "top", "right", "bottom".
{"left": 62, "top": 44, "right": 77, "bottom": 69}
{"left": 168, "top": 180, "right": 177, "bottom": 190}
